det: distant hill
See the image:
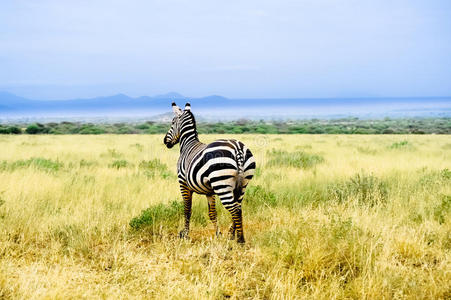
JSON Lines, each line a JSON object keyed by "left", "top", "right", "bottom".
{"left": 153, "top": 92, "right": 185, "bottom": 99}
{"left": 0, "top": 91, "right": 450, "bottom": 121}
{"left": 0, "top": 91, "right": 30, "bottom": 106}
{"left": 0, "top": 92, "right": 238, "bottom": 117}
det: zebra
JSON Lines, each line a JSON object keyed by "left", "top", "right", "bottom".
{"left": 163, "top": 102, "right": 256, "bottom": 243}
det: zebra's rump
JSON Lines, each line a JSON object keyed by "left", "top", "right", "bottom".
{"left": 184, "top": 139, "right": 256, "bottom": 195}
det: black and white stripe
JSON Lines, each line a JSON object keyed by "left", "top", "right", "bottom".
{"left": 164, "top": 102, "right": 256, "bottom": 243}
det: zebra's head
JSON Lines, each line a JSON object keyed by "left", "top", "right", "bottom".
{"left": 163, "top": 102, "right": 194, "bottom": 148}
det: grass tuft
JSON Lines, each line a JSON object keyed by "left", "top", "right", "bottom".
{"left": 129, "top": 201, "right": 183, "bottom": 232}
{"left": 0, "top": 157, "right": 63, "bottom": 172}
{"left": 245, "top": 185, "right": 277, "bottom": 208}
{"left": 389, "top": 140, "right": 414, "bottom": 150}
{"left": 329, "top": 173, "right": 388, "bottom": 206}
{"left": 139, "top": 159, "right": 173, "bottom": 179}
{"left": 109, "top": 159, "right": 130, "bottom": 169}
{"left": 433, "top": 194, "right": 450, "bottom": 224}
{"left": 130, "top": 200, "right": 208, "bottom": 234}
{"left": 266, "top": 149, "right": 324, "bottom": 169}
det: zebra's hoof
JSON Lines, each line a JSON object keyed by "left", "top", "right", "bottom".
{"left": 237, "top": 236, "right": 245, "bottom": 244}
{"left": 179, "top": 229, "right": 189, "bottom": 239}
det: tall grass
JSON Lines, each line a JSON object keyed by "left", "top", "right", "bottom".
{"left": 266, "top": 149, "right": 324, "bottom": 169}
{"left": 0, "top": 134, "right": 449, "bottom": 299}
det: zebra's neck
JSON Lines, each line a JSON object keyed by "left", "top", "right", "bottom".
{"left": 179, "top": 122, "right": 202, "bottom": 154}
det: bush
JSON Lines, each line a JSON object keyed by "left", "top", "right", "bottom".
{"left": 129, "top": 199, "right": 209, "bottom": 234}
{"left": 357, "top": 146, "right": 378, "bottom": 155}
{"left": 130, "top": 201, "right": 183, "bottom": 232}
{"left": 382, "top": 128, "right": 395, "bottom": 134}
{"left": 25, "top": 124, "right": 46, "bottom": 134}
{"left": 267, "top": 149, "right": 324, "bottom": 169}
{"left": 109, "top": 160, "right": 130, "bottom": 169}
{"left": 118, "top": 127, "right": 137, "bottom": 134}
{"left": 389, "top": 140, "right": 411, "bottom": 149}
{"left": 135, "top": 123, "right": 150, "bottom": 130}
{"left": 9, "top": 126, "right": 21, "bottom": 134}
{"left": 433, "top": 195, "right": 450, "bottom": 224}
{"left": 328, "top": 173, "right": 388, "bottom": 207}
{"left": 139, "top": 159, "right": 173, "bottom": 178}
{"left": 245, "top": 185, "right": 277, "bottom": 208}
{"left": 79, "top": 125, "right": 106, "bottom": 134}
{"left": 0, "top": 157, "right": 63, "bottom": 172}
{"left": 0, "top": 126, "right": 21, "bottom": 134}
{"left": 418, "top": 168, "right": 451, "bottom": 187}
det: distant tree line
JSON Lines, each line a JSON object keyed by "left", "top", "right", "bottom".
{"left": 0, "top": 118, "right": 450, "bottom": 135}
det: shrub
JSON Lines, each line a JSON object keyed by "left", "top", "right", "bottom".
{"left": 245, "top": 185, "right": 277, "bottom": 208}
{"left": 433, "top": 195, "right": 450, "bottom": 224}
{"left": 389, "top": 140, "right": 412, "bottom": 149}
{"left": 357, "top": 146, "right": 378, "bottom": 155}
{"left": 139, "top": 159, "right": 173, "bottom": 179}
{"left": 419, "top": 168, "right": 451, "bottom": 187}
{"left": 267, "top": 149, "right": 324, "bottom": 169}
{"left": 129, "top": 200, "right": 209, "bottom": 234}
{"left": 79, "top": 125, "right": 106, "bottom": 134}
{"left": 0, "top": 157, "right": 63, "bottom": 172}
{"left": 109, "top": 160, "right": 129, "bottom": 169}
{"left": 118, "top": 127, "right": 137, "bottom": 134}
{"left": 329, "top": 173, "right": 388, "bottom": 207}
{"left": 382, "top": 128, "right": 395, "bottom": 134}
{"left": 0, "top": 126, "right": 22, "bottom": 134}
{"left": 440, "top": 168, "right": 451, "bottom": 180}
{"left": 129, "top": 201, "right": 183, "bottom": 231}
{"left": 25, "top": 124, "right": 46, "bottom": 134}
{"left": 135, "top": 123, "right": 150, "bottom": 130}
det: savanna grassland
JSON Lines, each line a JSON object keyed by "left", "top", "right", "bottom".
{"left": 0, "top": 134, "right": 450, "bottom": 299}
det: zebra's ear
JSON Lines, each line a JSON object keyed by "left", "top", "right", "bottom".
{"left": 172, "top": 102, "right": 182, "bottom": 116}
{"left": 184, "top": 102, "right": 191, "bottom": 111}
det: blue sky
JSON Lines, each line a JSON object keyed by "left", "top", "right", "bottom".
{"left": 1, "top": 0, "right": 450, "bottom": 100}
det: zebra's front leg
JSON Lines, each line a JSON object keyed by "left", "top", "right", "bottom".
{"left": 179, "top": 185, "right": 192, "bottom": 239}
{"left": 207, "top": 195, "right": 220, "bottom": 236}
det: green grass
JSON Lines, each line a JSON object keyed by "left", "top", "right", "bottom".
{"left": 266, "top": 149, "right": 324, "bottom": 169}
{"left": 0, "top": 157, "right": 63, "bottom": 172}
{"left": 109, "top": 159, "right": 130, "bottom": 169}
{"left": 130, "top": 200, "right": 183, "bottom": 232}
{"left": 328, "top": 173, "right": 388, "bottom": 207}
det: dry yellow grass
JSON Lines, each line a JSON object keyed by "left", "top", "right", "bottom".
{"left": 0, "top": 134, "right": 450, "bottom": 299}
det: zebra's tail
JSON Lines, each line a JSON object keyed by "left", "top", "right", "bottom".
{"left": 234, "top": 148, "right": 245, "bottom": 200}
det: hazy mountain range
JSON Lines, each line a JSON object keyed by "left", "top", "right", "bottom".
{"left": 0, "top": 91, "right": 450, "bottom": 123}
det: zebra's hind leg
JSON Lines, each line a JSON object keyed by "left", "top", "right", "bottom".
{"left": 230, "top": 204, "right": 244, "bottom": 243}
{"left": 206, "top": 195, "right": 220, "bottom": 236}
{"left": 214, "top": 186, "right": 245, "bottom": 243}
{"left": 228, "top": 221, "right": 236, "bottom": 240}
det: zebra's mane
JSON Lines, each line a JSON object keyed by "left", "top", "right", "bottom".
{"left": 184, "top": 110, "right": 199, "bottom": 140}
